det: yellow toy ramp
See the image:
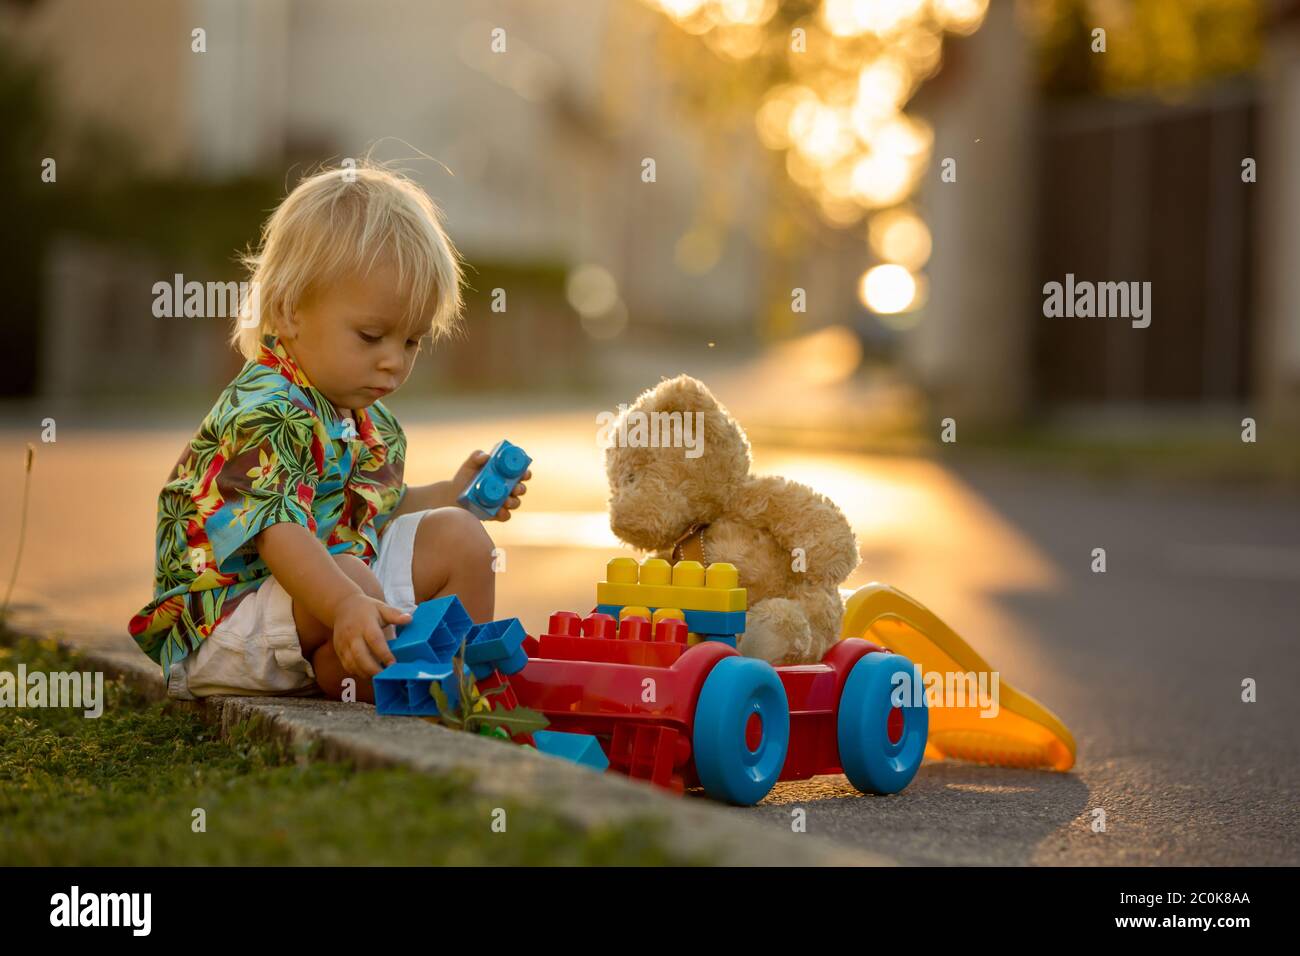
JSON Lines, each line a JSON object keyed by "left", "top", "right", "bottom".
{"left": 840, "top": 584, "right": 1076, "bottom": 772}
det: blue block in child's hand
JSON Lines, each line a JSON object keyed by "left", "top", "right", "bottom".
{"left": 390, "top": 595, "right": 473, "bottom": 664}
{"left": 457, "top": 439, "right": 532, "bottom": 520}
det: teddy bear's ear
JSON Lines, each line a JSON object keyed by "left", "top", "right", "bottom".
{"left": 642, "top": 374, "right": 751, "bottom": 477}
{"left": 646, "top": 374, "right": 720, "bottom": 414}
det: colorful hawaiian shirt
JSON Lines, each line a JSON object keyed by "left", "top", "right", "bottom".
{"left": 129, "top": 334, "right": 408, "bottom": 674}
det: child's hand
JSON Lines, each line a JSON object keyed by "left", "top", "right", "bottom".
{"left": 331, "top": 591, "right": 408, "bottom": 677}
{"left": 453, "top": 449, "right": 531, "bottom": 522}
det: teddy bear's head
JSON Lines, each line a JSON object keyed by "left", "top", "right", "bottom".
{"left": 605, "top": 374, "right": 751, "bottom": 551}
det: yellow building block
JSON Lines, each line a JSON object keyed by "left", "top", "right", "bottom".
{"left": 596, "top": 557, "right": 746, "bottom": 612}
{"left": 606, "top": 557, "right": 640, "bottom": 584}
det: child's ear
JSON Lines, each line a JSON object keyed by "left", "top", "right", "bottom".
{"left": 276, "top": 303, "right": 300, "bottom": 340}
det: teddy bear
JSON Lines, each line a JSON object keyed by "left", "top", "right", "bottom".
{"left": 603, "top": 374, "right": 861, "bottom": 666}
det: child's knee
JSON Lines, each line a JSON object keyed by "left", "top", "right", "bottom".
{"left": 334, "top": 553, "right": 386, "bottom": 600}
{"left": 419, "top": 507, "right": 494, "bottom": 560}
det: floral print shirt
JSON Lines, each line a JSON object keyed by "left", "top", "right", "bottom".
{"left": 129, "top": 334, "right": 407, "bottom": 674}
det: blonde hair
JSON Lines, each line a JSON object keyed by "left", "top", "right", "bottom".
{"left": 232, "top": 160, "right": 465, "bottom": 360}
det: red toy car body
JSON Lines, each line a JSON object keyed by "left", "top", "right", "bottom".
{"left": 509, "top": 610, "right": 928, "bottom": 805}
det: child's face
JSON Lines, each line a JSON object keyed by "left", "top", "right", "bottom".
{"left": 280, "top": 260, "right": 423, "bottom": 411}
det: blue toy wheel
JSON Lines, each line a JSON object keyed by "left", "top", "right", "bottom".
{"left": 837, "top": 651, "right": 928, "bottom": 795}
{"left": 692, "top": 657, "right": 790, "bottom": 806}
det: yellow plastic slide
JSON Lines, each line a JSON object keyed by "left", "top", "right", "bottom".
{"left": 840, "top": 584, "right": 1076, "bottom": 771}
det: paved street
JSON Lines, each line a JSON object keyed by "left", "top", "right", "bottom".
{"left": 2, "top": 402, "right": 1296, "bottom": 865}
{"left": 750, "top": 465, "right": 1300, "bottom": 864}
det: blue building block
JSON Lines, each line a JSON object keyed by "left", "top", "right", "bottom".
{"left": 463, "top": 617, "right": 529, "bottom": 679}
{"left": 390, "top": 595, "right": 473, "bottom": 664}
{"left": 457, "top": 439, "right": 532, "bottom": 520}
{"left": 595, "top": 603, "right": 746, "bottom": 636}
{"left": 374, "top": 661, "right": 460, "bottom": 716}
{"left": 532, "top": 731, "right": 610, "bottom": 772}
{"left": 378, "top": 594, "right": 537, "bottom": 718}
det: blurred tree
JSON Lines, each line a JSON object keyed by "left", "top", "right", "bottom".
{"left": 635, "top": 0, "right": 993, "bottom": 337}
{"left": 1024, "top": 0, "right": 1260, "bottom": 98}
{"left": 641, "top": 0, "right": 988, "bottom": 228}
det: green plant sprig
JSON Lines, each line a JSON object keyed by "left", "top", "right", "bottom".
{"left": 428, "top": 648, "right": 549, "bottom": 740}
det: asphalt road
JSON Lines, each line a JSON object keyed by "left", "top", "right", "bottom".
{"left": 2, "top": 407, "right": 1296, "bottom": 864}
{"left": 743, "top": 464, "right": 1300, "bottom": 865}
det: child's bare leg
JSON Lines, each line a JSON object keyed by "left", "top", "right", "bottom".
{"left": 311, "top": 641, "right": 374, "bottom": 703}
{"left": 411, "top": 507, "right": 496, "bottom": 622}
{"left": 294, "top": 554, "right": 385, "bottom": 702}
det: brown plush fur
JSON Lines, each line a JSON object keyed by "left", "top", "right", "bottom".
{"left": 605, "top": 375, "right": 860, "bottom": 665}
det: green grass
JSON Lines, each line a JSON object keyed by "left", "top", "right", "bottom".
{"left": 0, "top": 635, "right": 706, "bottom": 865}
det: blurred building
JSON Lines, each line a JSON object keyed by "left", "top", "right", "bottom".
{"left": 908, "top": 0, "right": 1036, "bottom": 425}
{"left": 910, "top": 0, "right": 1299, "bottom": 427}
{"left": 3, "top": 0, "right": 1297, "bottom": 427}
{"left": 2, "top": 0, "right": 789, "bottom": 402}
{"left": 1257, "top": 0, "right": 1300, "bottom": 424}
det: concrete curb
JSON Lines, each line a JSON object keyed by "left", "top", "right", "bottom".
{"left": 1, "top": 606, "right": 890, "bottom": 866}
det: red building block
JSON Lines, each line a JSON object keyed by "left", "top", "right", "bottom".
{"left": 476, "top": 669, "right": 520, "bottom": 710}
{"left": 609, "top": 724, "right": 691, "bottom": 794}
{"left": 536, "top": 611, "right": 687, "bottom": 667}
{"left": 475, "top": 659, "right": 534, "bottom": 745}
{"left": 581, "top": 613, "right": 617, "bottom": 639}
{"left": 618, "top": 616, "right": 650, "bottom": 641}
{"left": 654, "top": 618, "right": 688, "bottom": 644}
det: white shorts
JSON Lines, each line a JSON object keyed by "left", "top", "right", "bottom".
{"left": 166, "top": 510, "right": 432, "bottom": 700}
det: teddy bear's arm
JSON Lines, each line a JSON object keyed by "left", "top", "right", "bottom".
{"left": 744, "top": 585, "right": 847, "bottom": 665}
{"left": 738, "top": 475, "right": 861, "bottom": 586}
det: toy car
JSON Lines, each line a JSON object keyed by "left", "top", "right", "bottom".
{"left": 380, "top": 558, "right": 1075, "bottom": 805}
{"left": 509, "top": 607, "right": 929, "bottom": 806}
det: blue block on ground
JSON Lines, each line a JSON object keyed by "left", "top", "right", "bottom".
{"left": 374, "top": 661, "right": 459, "bottom": 717}
{"left": 391, "top": 595, "right": 473, "bottom": 664}
{"left": 595, "top": 603, "right": 746, "bottom": 636}
{"left": 532, "top": 731, "right": 610, "bottom": 772}
{"left": 463, "top": 617, "right": 529, "bottom": 678}
{"left": 457, "top": 439, "right": 532, "bottom": 520}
